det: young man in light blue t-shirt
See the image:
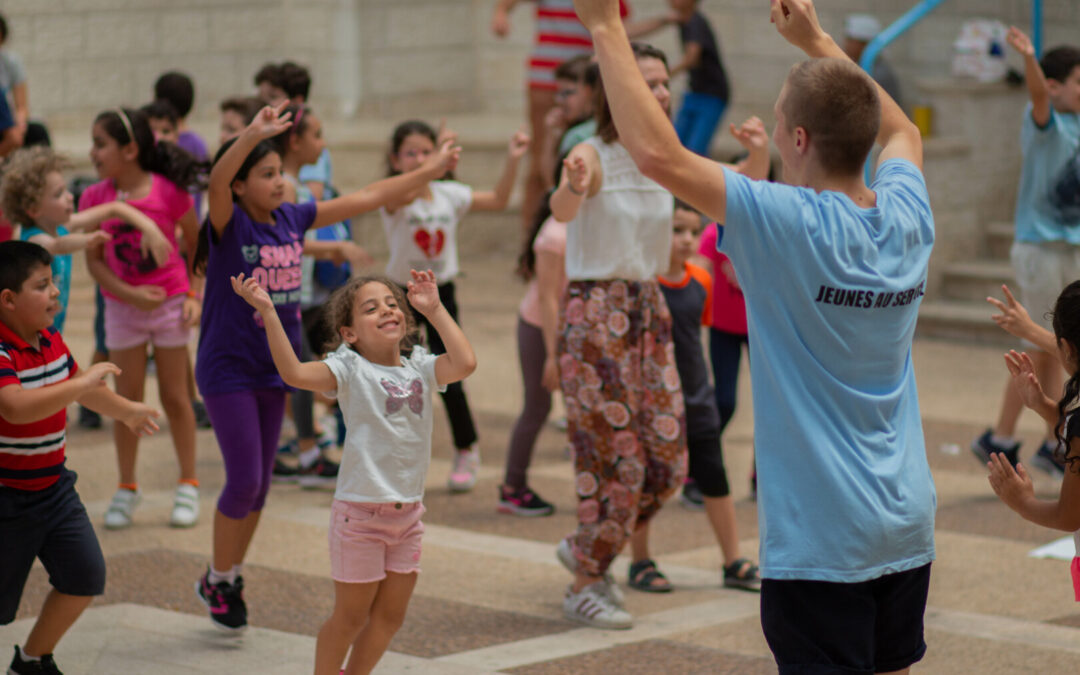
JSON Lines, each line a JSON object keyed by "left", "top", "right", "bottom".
{"left": 972, "top": 29, "right": 1080, "bottom": 477}
{"left": 573, "top": 0, "right": 935, "bottom": 670}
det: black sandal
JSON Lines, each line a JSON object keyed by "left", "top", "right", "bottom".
{"left": 722, "top": 558, "right": 761, "bottom": 592}
{"left": 628, "top": 558, "right": 673, "bottom": 593}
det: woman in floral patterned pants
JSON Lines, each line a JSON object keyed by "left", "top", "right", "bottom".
{"left": 559, "top": 279, "right": 687, "bottom": 576}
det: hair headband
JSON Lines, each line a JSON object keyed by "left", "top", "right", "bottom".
{"left": 114, "top": 108, "right": 137, "bottom": 149}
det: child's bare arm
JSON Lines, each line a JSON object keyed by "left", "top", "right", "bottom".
{"left": 231, "top": 274, "right": 337, "bottom": 391}
{"left": 1003, "top": 349, "right": 1057, "bottom": 424}
{"left": 408, "top": 269, "right": 476, "bottom": 385}
{"left": 1006, "top": 26, "right": 1051, "bottom": 128}
{"left": 312, "top": 140, "right": 461, "bottom": 228}
{"left": 0, "top": 362, "right": 119, "bottom": 425}
{"left": 70, "top": 201, "right": 172, "bottom": 268}
{"left": 988, "top": 447, "right": 1080, "bottom": 531}
{"left": 987, "top": 285, "right": 1057, "bottom": 354}
{"left": 78, "top": 387, "right": 161, "bottom": 437}
{"left": 26, "top": 229, "right": 110, "bottom": 256}
{"left": 85, "top": 242, "right": 166, "bottom": 311}
{"left": 730, "top": 117, "right": 771, "bottom": 181}
{"left": 471, "top": 129, "right": 531, "bottom": 211}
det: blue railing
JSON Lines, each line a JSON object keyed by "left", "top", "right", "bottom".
{"left": 859, "top": 0, "right": 1045, "bottom": 74}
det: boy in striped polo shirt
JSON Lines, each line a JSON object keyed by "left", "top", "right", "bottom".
{"left": 0, "top": 241, "right": 160, "bottom": 675}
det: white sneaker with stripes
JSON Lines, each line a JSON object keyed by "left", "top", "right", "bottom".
{"left": 563, "top": 582, "right": 633, "bottom": 630}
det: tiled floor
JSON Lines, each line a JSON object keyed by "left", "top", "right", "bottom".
{"left": 4, "top": 246, "right": 1079, "bottom": 673}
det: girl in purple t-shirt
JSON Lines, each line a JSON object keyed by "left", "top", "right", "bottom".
{"left": 82, "top": 107, "right": 207, "bottom": 533}
{"left": 189, "top": 102, "right": 459, "bottom": 634}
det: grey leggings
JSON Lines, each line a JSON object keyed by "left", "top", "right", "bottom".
{"left": 504, "top": 317, "right": 552, "bottom": 488}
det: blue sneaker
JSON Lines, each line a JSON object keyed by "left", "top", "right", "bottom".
{"left": 971, "top": 429, "right": 1019, "bottom": 468}
{"left": 1031, "top": 440, "right": 1067, "bottom": 479}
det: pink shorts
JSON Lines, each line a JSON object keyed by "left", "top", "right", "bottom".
{"left": 328, "top": 499, "right": 425, "bottom": 583}
{"left": 103, "top": 294, "right": 191, "bottom": 352}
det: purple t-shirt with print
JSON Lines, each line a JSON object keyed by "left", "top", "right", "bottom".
{"left": 196, "top": 201, "right": 317, "bottom": 395}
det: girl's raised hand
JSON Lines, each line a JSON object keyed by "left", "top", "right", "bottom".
{"left": 508, "top": 127, "right": 532, "bottom": 160}
{"left": 987, "top": 452, "right": 1035, "bottom": 512}
{"left": 730, "top": 116, "right": 769, "bottom": 152}
{"left": 1004, "top": 349, "right": 1045, "bottom": 410}
{"left": 421, "top": 139, "right": 462, "bottom": 178}
{"left": 230, "top": 273, "right": 274, "bottom": 313}
{"left": 406, "top": 269, "right": 440, "bottom": 316}
{"left": 987, "top": 285, "right": 1033, "bottom": 339}
{"left": 563, "top": 154, "right": 590, "bottom": 195}
{"left": 1006, "top": 26, "right": 1035, "bottom": 57}
{"left": 248, "top": 101, "right": 294, "bottom": 140}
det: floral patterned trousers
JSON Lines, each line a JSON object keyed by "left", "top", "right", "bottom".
{"left": 558, "top": 279, "right": 688, "bottom": 576}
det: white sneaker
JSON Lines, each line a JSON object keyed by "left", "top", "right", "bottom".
{"left": 556, "top": 537, "right": 625, "bottom": 607}
{"left": 104, "top": 488, "right": 141, "bottom": 530}
{"left": 447, "top": 446, "right": 480, "bottom": 493}
{"left": 563, "top": 582, "right": 633, "bottom": 629}
{"left": 170, "top": 483, "right": 200, "bottom": 527}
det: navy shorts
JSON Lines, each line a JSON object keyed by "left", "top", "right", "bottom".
{"left": 0, "top": 470, "right": 106, "bottom": 624}
{"left": 760, "top": 563, "right": 931, "bottom": 674}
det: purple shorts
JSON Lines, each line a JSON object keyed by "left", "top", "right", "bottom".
{"left": 328, "top": 500, "right": 425, "bottom": 583}
{"left": 104, "top": 294, "right": 190, "bottom": 351}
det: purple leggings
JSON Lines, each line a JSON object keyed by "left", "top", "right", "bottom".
{"left": 203, "top": 388, "right": 287, "bottom": 520}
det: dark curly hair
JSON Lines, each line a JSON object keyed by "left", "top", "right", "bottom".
{"left": 323, "top": 275, "right": 420, "bottom": 356}
{"left": 1052, "top": 279, "right": 1080, "bottom": 472}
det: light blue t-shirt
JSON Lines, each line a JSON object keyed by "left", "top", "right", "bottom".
{"left": 298, "top": 148, "right": 333, "bottom": 187}
{"left": 719, "top": 159, "right": 937, "bottom": 583}
{"left": 1014, "top": 104, "right": 1080, "bottom": 243}
{"left": 20, "top": 225, "right": 71, "bottom": 333}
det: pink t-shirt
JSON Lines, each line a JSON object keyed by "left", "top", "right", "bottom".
{"left": 79, "top": 174, "right": 194, "bottom": 301}
{"left": 518, "top": 217, "right": 567, "bottom": 327}
{"left": 698, "top": 222, "right": 746, "bottom": 335}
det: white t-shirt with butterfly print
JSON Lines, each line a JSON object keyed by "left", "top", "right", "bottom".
{"left": 380, "top": 180, "right": 472, "bottom": 286}
{"left": 323, "top": 342, "right": 446, "bottom": 503}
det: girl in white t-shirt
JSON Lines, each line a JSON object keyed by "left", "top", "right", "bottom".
{"left": 232, "top": 268, "right": 476, "bottom": 675}
{"left": 380, "top": 119, "right": 529, "bottom": 493}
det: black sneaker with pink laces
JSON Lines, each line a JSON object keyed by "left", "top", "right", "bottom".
{"left": 497, "top": 485, "right": 555, "bottom": 517}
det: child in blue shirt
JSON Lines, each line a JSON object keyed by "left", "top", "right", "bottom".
{"left": 574, "top": 0, "right": 935, "bottom": 669}
{"left": 972, "top": 28, "right": 1080, "bottom": 477}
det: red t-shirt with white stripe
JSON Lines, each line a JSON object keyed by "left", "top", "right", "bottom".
{"left": 528, "top": 0, "right": 630, "bottom": 90}
{"left": 0, "top": 321, "right": 77, "bottom": 491}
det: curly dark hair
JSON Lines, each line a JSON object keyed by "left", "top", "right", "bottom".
{"left": 323, "top": 275, "right": 420, "bottom": 356}
{"left": 1052, "top": 279, "right": 1080, "bottom": 472}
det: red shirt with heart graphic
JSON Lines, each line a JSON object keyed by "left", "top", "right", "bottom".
{"left": 380, "top": 181, "right": 472, "bottom": 286}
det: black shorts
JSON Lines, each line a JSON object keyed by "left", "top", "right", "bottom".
{"left": 687, "top": 434, "right": 729, "bottom": 497}
{"left": 0, "top": 470, "right": 106, "bottom": 624}
{"left": 760, "top": 563, "right": 931, "bottom": 674}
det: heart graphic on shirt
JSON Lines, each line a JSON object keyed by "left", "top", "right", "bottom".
{"left": 413, "top": 228, "right": 445, "bottom": 259}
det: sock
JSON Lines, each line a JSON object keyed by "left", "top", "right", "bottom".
{"left": 232, "top": 564, "right": 243, "bottom": 579}
{"left": 179, "top": 478, "right": 199, "bottom": 488}
{"left": 298, "top": 447, "right": 320, "bottom": 467}
{"left": 990, "top": 434, "right": 1016, "bottom": 447}
{"left": 17, "top": 646, "right": 40, "bottom": 662}
{"left": 208, "top": 566, "right": 237, "bottom": 585}
{"left": 118, "top": 482, "right": 138, "bottom": 492}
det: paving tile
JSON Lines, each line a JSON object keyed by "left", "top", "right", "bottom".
{"left": 502, "top": 639, "right": 775, "bottom": 675}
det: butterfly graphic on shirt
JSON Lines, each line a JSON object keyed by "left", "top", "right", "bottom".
{"left": 381, "top": 378, "right": 424, "bottom": 416}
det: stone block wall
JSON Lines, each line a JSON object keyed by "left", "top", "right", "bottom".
{"left": 10, "top": 0, "right": 1080, "bottom": 131}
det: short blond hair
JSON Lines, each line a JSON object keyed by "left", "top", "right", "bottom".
{"left": 0, "top": 147, "right": 70, "bottom": 226}
{"left": 781, "top": 58, "right": 880, "bottom": 176}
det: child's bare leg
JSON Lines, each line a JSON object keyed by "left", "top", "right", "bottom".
{"left": 212, "top": 509, "right": 262, "bottom": 571}
{"left": 630, "top": 522, "right": 650, "bottom": 562}
{"left": 22, "top": 590, "right": 93, "bottom": 657}
{"left": 343, "top": 572, "right": 418, "bottom": 675}
{"left": 153, "top": 346, "right": 197, "bottom": 481}
{"left": 109, "top": 345, "right": 149, "bottom": 485}
{"left": 993, "top": 377, "right": 1025, "bottom": 439}
{"left": 703, "top": 495, "right": 740, "bottom": 565}
{"left": 314, "top": 580, "right": 379, "bottom": 675}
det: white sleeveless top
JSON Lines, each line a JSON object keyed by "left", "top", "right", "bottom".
{"left": 565, "top": 137, "right": 674, "bottom": 281}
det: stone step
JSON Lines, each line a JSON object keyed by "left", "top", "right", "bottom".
{"left": 916, "top": 299, "right": 1012, "bottom": 346}
{"left": 985, "top": 221, "right": 1014, "bottom": 260}
{"left": 939, "top": 259, "right": 1014, "bottom": 303}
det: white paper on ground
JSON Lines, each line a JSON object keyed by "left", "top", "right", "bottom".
{"left": 1028, "top": 535, "right": 1077, "bottom": 561}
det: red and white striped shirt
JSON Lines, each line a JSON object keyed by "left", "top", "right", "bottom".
{"left": 528, "top": 0, "right": 630, "bottom": 90}
{"left": 0, "top": 321, "right": 77, "bottom": 491}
